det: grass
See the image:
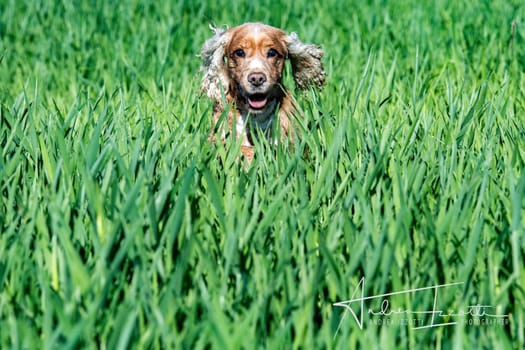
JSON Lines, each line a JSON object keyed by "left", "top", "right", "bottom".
{"left": 1, "top": 0, "right": 524, "bottom": 348}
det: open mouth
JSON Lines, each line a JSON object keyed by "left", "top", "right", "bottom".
{"left": 247, "top": 94, "right": 268, "bottom": 109}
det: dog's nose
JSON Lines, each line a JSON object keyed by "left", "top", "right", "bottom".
{"left": 247, "top": 72, "right": 267, "bottom": 86}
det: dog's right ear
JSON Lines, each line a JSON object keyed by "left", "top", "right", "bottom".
{"left": 200, "top": 26, "right": 231, "bottom": 102}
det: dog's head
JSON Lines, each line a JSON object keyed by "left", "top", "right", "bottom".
{"left": 200, "top": 23, "right": 325, "bottom": 114}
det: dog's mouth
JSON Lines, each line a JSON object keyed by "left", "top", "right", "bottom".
{"left": 247, "top": 94, "right": 268, "bottom": 110}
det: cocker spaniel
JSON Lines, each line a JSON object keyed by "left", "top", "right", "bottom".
{"left": 200, "top": 22, "right": 325, "bottom": 162}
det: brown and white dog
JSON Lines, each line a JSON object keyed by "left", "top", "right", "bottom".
{"left": 200, "top": 22, "right": 325, "bottom": 162}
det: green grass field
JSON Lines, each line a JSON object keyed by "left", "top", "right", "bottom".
{"left": 1, "top": 0, "right": 524, "bottom": 348}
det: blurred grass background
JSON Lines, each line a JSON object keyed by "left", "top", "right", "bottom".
{"left": 1, "top": 0, "right": 524, "bottom": 348}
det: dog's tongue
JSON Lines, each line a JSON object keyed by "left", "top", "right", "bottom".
{"left": 248, "top": 95, "right": 268, "bottom": 109}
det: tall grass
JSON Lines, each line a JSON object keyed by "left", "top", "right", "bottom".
{"left": 1, "top": 0, "right": 524, "bottom": 348}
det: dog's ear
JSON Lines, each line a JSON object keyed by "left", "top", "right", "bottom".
{"left": 200, "top": 26, "right": 231, "bottom": 101}
{"left": 286, "top": 32, "right": 326, "bottom": 90}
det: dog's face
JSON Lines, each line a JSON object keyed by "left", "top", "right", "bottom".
{"left": 200, "top": 22, "right": 326, "bottom": 112}
{"left": 225, "top": 23, "right": 288, "bottom": 114}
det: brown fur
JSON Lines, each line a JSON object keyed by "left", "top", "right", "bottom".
{"left": 200, "top": 23, "right": 325, "bottom": 163}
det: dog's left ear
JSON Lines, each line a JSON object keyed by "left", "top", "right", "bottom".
{"left": 286, "top": 32, "right": 326, "bottom": 90}
{"left": 200, "top": 26, "right": 231, "bottom": 102}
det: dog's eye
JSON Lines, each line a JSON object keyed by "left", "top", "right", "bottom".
{"left": 234, "top": 49, "right": 245, "bottom": 58}
{"left": 267, "top": 48, "right": 279, "bottom": 57}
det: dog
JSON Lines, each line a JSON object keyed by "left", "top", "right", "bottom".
{"left": 200, "top": 22, "right": 325, "bottom": 162}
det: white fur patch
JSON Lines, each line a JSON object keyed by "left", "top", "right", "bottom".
{"left": 247, "top": 58, "right": 265, "bottom": 71}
